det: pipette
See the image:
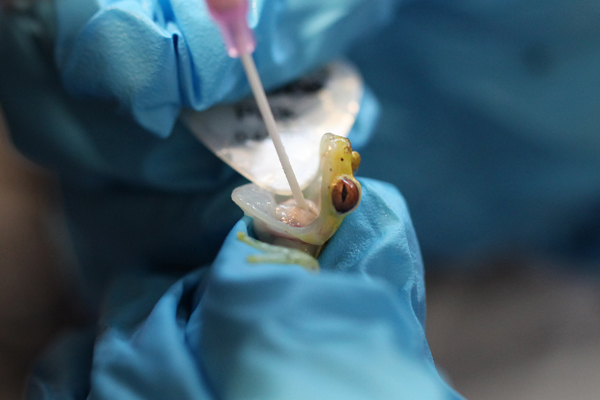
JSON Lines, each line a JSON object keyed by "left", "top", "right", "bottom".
{"left": 205, "top": 0, "right": 309, "bottom": 210}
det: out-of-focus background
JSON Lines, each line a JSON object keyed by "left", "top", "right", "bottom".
{"left": 0, "top": 109, "right": 81, "bottom": 400}
{"left": 427, "top": 260, "right": 600, "bottom": 400}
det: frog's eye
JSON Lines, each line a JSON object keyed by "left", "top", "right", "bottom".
{"left": 332, "top": 178, "right": 359, "bottom": 213}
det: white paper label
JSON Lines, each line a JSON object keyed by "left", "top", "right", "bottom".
{"left": 181, "top": 60, "right": 363, "bottom": 195}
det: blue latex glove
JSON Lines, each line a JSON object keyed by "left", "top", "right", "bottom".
{"left": 55, "top": 0, "right": 400, "bottom": 137}
{"left": 0, "top": 0, "right": 383, "bottom": 296}
{"left": 28, "top": 179, "right": 463, "bottom": 400}
{"left": 1, "top": 0, "right": 381, "bottom": 190}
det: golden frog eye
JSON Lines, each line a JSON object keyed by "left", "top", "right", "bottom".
{"left": 332, "top": 178, "right": 359, "bottom": 213}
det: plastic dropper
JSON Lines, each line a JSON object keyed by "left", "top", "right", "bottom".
{"left": 205, "top": 0, "right": 308, "bottom": 210}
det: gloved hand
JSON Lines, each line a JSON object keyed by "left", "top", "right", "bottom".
{"left": 2, "top": 0, "right": 382, "bottom": 190}
{"left": 55, "top": 0, "right": 401, "bottom": 137}
{"left": 28, "top": 179, "right": 463, "bottom": 400}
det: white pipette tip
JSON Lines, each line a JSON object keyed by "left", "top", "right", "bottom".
{"left": 205, "top": 0, "right": 309, "bottom": 210}
{"left": 239, "top": 53, "right": 310, "bottom": 210}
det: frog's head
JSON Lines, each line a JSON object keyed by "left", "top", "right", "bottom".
{"left": 313, "top": 133, "right": 362, "bottom": 237}
{"left": 231, "top": 133, "right": 361, "bottom": 250}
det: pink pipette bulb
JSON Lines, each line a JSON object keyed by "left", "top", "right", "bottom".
{"left": 205, "top": 0, "right": 256, "bottom": 57}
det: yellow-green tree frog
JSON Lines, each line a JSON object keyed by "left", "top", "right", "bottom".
{"left": 232, "top": 133, "right": 361, "bottom": 271}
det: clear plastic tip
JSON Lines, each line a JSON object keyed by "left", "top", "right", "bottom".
{"left": 206, "top": 0, "right": 256, "bottom": 57}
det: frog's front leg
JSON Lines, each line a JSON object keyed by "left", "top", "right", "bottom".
{"left": 236, "top": 232, "right": 319, "bottom": 272}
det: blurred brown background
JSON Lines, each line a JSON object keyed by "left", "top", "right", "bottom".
{"left": 427, "top": 260, "right": 600, "bottom": 399}
{"left": 0, "top": 107, "right": 78, "bottom": 400}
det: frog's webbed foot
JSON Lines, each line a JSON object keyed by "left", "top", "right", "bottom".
{"left": 236, "top": 232, "right": 319, "bottom": 272}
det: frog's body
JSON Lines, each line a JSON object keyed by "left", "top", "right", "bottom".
{"left": 232, "top": 133, "right": 361, "bottom": 271}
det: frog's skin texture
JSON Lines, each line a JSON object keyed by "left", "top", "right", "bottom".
{"left": 232, "top": 133, "right": 361, "bottom": 270}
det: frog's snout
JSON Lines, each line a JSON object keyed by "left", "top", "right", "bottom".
{"left": 351, "top": 151, "right": 361, "bottom": 172}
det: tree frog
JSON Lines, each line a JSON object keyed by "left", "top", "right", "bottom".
{"left": 232, "top": 133, "right": 361, "bottom": 271}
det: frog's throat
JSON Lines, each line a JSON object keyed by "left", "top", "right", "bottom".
{"left": 237, "top": 134, "right": 361, "bottom": 248}
{"left": 252, "top": 220, "right": 323, "bottom": 257}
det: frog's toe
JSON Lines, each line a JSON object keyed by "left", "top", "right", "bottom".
{"left": 247, "top": 253, "right": 319, "bottom": 272}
